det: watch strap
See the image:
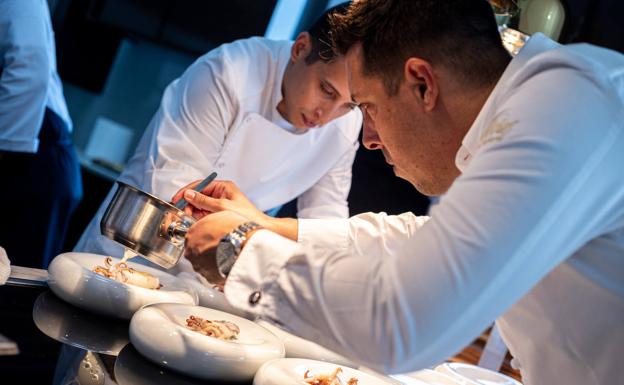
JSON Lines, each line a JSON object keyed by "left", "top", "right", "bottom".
{"left": 216, "top": 221, "right": 262, "bottom": 278}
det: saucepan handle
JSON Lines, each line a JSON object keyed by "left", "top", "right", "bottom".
{"left": 167, "top": 220, "right": 191, "bottom": 242}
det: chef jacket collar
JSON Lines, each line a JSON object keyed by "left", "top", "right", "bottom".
{"left": 270, "top": 41, "right": 310, "bottom": 135}
{"left": 455, "top": 33, "right": 559, "bottom": 171}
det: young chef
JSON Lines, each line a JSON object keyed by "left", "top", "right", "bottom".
{"left": 175, "top": 1, "right": 624, "bottom": 384}
{"left": 0, "top": 0, "right": 82, "bottom": 268}
{"left": 74, "top": 4, "right": 361, "bottom": 260}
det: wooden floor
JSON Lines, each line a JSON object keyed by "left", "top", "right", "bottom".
{"left": 450, "top": 328, "right": 522, "bottom": 382}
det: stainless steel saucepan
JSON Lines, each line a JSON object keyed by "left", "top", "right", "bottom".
{"left": 100, "top": 181, "right": 196, "bottom": 268}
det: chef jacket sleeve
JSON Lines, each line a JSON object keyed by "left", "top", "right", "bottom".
{"left": 0, "top": 3, "right": 50, "bottom": 153}
{"left": 134, "top": 48, "right": 238, "bottom": 199}
{"left": 223, "top": 63, "right": 624, "bottom": 373}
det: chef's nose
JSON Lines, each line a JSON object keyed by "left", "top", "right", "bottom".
{"left": 310, "top": 107, "right": 323, "bottom": 126}
{"left": 314, "top": 107, "right": 323, "bottom": 121}
{"left": 362, "top": 111, "right": 382, "bottom": 150}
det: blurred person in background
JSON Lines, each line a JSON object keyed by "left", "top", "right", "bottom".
{"left": 0, "top": 0, "right": 82, "bottom": 268}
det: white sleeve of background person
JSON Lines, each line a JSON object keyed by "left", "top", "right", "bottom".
{"left": 0, "top": 1, "right": 50, "bottom": 153}
{"left": 131, "top": 45, "right": 239, "bottom": 200}
{"left": 224, "top": 54, "right": 624, "bottom": 373}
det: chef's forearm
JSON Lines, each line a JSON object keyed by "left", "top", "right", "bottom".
{"left": 259, "top": 217, "right": 298, "bottom": 241}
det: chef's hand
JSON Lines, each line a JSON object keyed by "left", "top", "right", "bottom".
{"left": 174, "top": 180, "right": 299, "bottom": 241}
{"left": 183, "top": 210, "right": 249, "bottom": 287}
{"left": 172, "top": 180, "right": 268, "bottom": 223}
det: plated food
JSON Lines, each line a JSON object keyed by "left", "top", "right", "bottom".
{"left": 48, "top": 252, "right": 197, "bottom": 319}
{"left": 253, "top": 358, "right": 396, "bottom": 385}
{"left": 304, "top": 367, "right": 358, "bottom": 385}
{"left": 93, "top": 255, "right": 161, "bottom": 290}
{"left": 129, "top": 303, "right": 284, "bottom": 381}
{"left": 185, "top": 315, "right": 240, "bottom": 340}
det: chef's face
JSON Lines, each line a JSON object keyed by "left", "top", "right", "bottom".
{"left": 278, "top": 32, "right": 357, "bottom": 130}
{"left": 345, "top": 43, "right": 461, "bottom": 196}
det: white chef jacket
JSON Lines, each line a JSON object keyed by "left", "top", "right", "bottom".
{"left": 224, "top": 34, "right": 624, "bottom": 385}
{"left": 75, "top": 37, "right": 361, "bottom": 257}
{"left": 0, "top": 0, "right": 72, "bottom": 153}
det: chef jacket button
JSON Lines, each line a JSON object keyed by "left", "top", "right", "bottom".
{"left": 217, "top": 162, "right": 225, "bottom": 168}
{"left": 248, "top": 291, "right": 261, "bottom": 305}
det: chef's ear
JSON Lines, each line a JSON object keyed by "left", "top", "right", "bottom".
{"left": 404, "top": 57, "right": 438, "bottom": 112}
{"left": 291, "top": 32, "right": 313, "bottom": 63}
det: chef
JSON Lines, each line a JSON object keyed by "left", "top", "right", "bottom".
{"left": 74, "top": 4, "right": 361, "bottom": 261}
{"left": 175, "top": 1, "right": 624, "bottom": 384}
{"left": 0, "top": 0, "right": 82, "bottom": 268}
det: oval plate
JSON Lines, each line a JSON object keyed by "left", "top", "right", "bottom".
{"left": 48, "top": 252, "right": 197, "bottom": 319}
{"left": 129, "top": 303, "right": 285, "bottom": 381}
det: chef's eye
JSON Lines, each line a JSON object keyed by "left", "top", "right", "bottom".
{"left": 339, "top": 102, "right": 358, "bottom": 114}
{"left": 320, "top": 82, "right": 336, "bottom": 98}
{"left": 361, "top": 103, "right": 376, "bottom": 118}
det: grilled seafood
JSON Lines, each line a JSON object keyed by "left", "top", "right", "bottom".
{"left": 185, "top": 315, "right": 240, "bottom": 340}
{"left": 92, "top": 255, "right": 161, "bottom": 289}
{"left": 304, "top": 367, "right": 358, "bottom": 385}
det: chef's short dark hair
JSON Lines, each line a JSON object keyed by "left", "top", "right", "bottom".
{"left": 330, "top": 0, "right": 511, "bottom": 95}
{"left": 304, "top": 2, "right": 350, "bottom": 64}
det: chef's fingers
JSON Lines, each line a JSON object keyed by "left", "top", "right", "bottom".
{"left": 181, "top": 205, "right": 212, "bottom": 220}
{"left": 183, "top": 190, "right": 225, "bottom": 212}
{"left": 173, "top": 180, "right": 236, "bottom": 204}
{"left": 171, "top": 179, "right": 203, "bottom": 203}
{"left": 192, "top": 207, "right": 211, "bottom": 219}
{"left": 197, "top": 180, "right": 242, "bottom": 200}
{"left": 184, "top": 205, "right": 208, "bottom": 218}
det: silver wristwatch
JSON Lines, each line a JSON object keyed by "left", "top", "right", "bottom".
{"left": 216, "top": 221, "right": 261, "bottom": 278}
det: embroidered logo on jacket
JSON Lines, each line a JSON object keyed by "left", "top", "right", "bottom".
{"left": 479, "top": 116, "right": 518, "bottom": 148}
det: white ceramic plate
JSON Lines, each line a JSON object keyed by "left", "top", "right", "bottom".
{"left": 129, "top": 303, "right": 285, "bottom": 381}
{"left": 392, "top": 369, "right": 463, "bottom": 385}
{"left": 115, "top": 344, "right": 209, "bottom": 385}
{"left": 255, "top": 319, "right": 356, "bottom": 367}
{"left": 48, "top": 252, "right": 197, "bottom": 319}
{"left": 435, "top": 363, "right": 522, "bottom": 385}
{"left": 32, "top": 291, "right": 130, "bottom": 355}
{"left": 176, "top": 272, "right": 252, "bottom": 318}
{"left": 253, "top": 358, "right": 396, "bottom": 385}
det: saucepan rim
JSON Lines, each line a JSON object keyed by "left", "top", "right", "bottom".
{"left": 115, "top": 181, "right": 189, "bottom": 216}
